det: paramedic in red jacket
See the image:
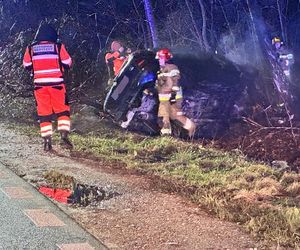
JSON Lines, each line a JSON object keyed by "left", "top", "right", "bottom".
{"left": 23, "top": 24, "right": 73, "bottom": 151}
{"left": 105, "top": 41, "right": 130, "bottom": 77}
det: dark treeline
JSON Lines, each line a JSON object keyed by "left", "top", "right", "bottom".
{"left": 2, "top": 1, "right": 300, "bottom": 56}
{"left": 1, "top": 0, "right": 300, "bottom": 104}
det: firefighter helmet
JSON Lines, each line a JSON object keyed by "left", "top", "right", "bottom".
{"left": 272, "top": 37, "right": 281, "bottom": 45}
{"left": 156, "top": 48, "right": 173, "bottom": 61}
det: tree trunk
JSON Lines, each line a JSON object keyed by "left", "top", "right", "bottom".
{"left": 277, "top": 0, "right": 286, "bottom": 43}
{"left": 197, "top": 0, "right": 210, "bottom": 51}
{"left": 184, "top": 0, "right": 204, "bottom": 48}
{"left": 143, "top": 0, "right": 159, "bottom": 48}
{"left": 245, "top": 0, "right": 261, "bottom": 64}
{"left": 132, "top": 0, "right": 149, "bottom": 49}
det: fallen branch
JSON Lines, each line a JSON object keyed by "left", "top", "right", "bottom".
{"left": 248, "top": 126, "right": 300, "bottom": 137}
{"left": 242, "top": 117, "right": 264, "bottom": 128}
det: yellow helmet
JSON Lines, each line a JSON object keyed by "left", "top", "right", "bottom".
{"left": 272, "top": 37, "right": 281, "bottom": 45}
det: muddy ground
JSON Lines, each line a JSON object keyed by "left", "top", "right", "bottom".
{"left": 0, "top": 122, "right": 260, "bottom": 249}
{"left": 218, "top": 120, "right": 300, "bottom": 171}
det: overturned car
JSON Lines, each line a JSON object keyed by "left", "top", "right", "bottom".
{"left": 104, "top": 50, "right": 254, "bottom": 138}
{"left": 103, "top": 50, "right": 160, "bottom": 134}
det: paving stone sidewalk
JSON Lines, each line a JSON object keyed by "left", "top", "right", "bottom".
{"left": 0, "top": 163, "right": 106, "bottom": 250}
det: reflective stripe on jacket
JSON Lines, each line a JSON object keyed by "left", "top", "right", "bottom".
{"left": 23, "top": 42, "right": 72, "bottom": 84}
{"left": 158, "top": 89, "right": 183, "bottom": 102}
{"left": 156, "top": 63, "right": 181, "bottom": 94}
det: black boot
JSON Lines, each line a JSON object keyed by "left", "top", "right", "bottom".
{"left": 43, "top": 136, "right": 52, "bottom": 152}
{"left": 60, "top": 131, "right": 73, "bottom": 149}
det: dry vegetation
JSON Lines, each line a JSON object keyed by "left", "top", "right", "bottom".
{"left": 15, "top": 120, "right": 300, "bottom": 248}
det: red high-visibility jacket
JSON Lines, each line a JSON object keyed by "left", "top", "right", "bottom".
{"left": 23, "top": 41, "right": 72, "bottom": 84}
{"left": 105, "top": 51, "right": 126, "bottom": 76}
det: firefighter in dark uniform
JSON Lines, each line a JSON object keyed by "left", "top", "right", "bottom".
{"left": 272, "top": 37, "right": 294, "bottom": 78}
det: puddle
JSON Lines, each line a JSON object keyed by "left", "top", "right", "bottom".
{"left": 39, "top": 183, "right": 121, "bottom": 206}
{"left": 68, "top": 183, "right": 121, "bottom": 206}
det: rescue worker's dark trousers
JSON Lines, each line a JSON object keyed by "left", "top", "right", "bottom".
{"left": 34, "top": 83, "right": 71, "bottom": 138}
{"left": 158, "top": 99, "right": 195, "bottom": 137}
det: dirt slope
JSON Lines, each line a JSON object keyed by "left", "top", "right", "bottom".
{"left": 0, "top": 123, "right": 259, "bottom": 249}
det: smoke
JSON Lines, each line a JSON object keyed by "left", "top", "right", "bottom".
{"left": 218, "top": 31, "right": 262, "bottom": 68}
{"left": 218, "top": 16, "right": 269, "bottom": 69}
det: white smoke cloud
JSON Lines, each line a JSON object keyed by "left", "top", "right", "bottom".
{"left": 218, "top": 31, "right": 262, "bottom": 68}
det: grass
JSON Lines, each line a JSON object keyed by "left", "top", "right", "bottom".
{"left": 15, "top": 121, "right": 300, "bottom": 248}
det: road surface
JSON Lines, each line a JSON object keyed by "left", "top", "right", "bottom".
{"left": 0, "top": 163, "right": 106, "bottom": 250}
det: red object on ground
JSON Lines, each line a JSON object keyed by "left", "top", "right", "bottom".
{"left": 39, "top": 186, "right": 72, "bottom": 204}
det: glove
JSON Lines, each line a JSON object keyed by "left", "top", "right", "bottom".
{"left": 287, "top": 54, "right": 294, "bottom": 60}
{"left": 169, "top": 91, "right": 177, "bottom": 104}
{"left": 171, "top": 86, "right": 180, "bottom": 92}
{"left": 126, "top": 48, "right": 132, "bottom": 54}
{"left": 143, "top": 89, "right": 153, "bottom": 96}
{"left": 118, "top": 47, "right": 126, "bottom": 58}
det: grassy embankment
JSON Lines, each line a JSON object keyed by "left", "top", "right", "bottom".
{"left": 18, "top": 121, "right": 300, "bottom": 248}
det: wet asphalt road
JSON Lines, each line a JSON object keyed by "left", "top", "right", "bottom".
{"left": 0, "top": 163, "right": 107, "bottom": 250}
